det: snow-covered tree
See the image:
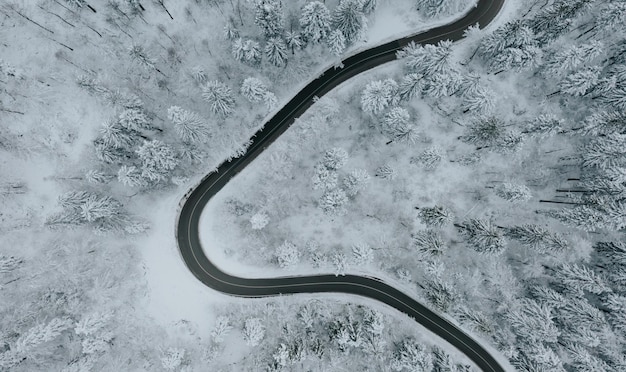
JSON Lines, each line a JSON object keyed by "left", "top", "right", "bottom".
{"left": 456, "top": 219, "right": 506, "bottom": 255}
{"left": 461, "top": 116, "right": 504, "bottom": 147}
{"left": 560, "top": 66, "right": 601, "bottom": 96}
{"left": 319, "top": 188, "right": 348, "bottom": 216}
{"left": 243, "top": 318, "right": 265, "bottom": 347}
{"left": 201, "top": 80, "right": 236, "bottom": 118}
{"left": 342, "top": 168, "right": 370, "bottom": 196}
{"left": 322, "top": 147, "right": 349, "bottom": 170}
{"left": 361, "top": 0, "right": 377, "bottom": 14}
{"left": 255, "top": 0, "right": 284, "bottom": 38}
{"left": 332, "top": 252, "right": 348, "bottom": 276}
{"left": 462, "top": 86, "right": 496, "bottom": 114}
{"left": 564, "top": 343, "right": 611, "bottom": 371}
{"left": 47, "top": 191, "right": 136, "bottom": 233}
{"left": 524, "top": 114, "right": 563, "bottom": 138}
{"left": 0, "top": 255, "right": 22, "bottom": 273}
{"left": 507, "top": 298, "right": 560, "bottom": 343}
{"left": 136, "top": 140, "right": 178, "bottom": 182}
{"left": 211, "top": 316, "right": 233, "bottom": 343}
{"left": 232, "top": 38, "right": 262, "bottom": 65}
{"left": 529, "top": 285, "right": 566, "bottom": 310}
{"left": 312, "top": 163, "right": 338, "bottom": 190}
{"left": 375, "top": 163, "right": 396, "bottom": 180}
{"left": 494, "top": 131, "right": 523, "bottom": 155}
{"left": 361, "top": 79, "right": 399, "bottom": 115}
{"left": 417, "top": 205, "right": 453, "bottom": 227}
{"left": 505, "top": 224, "right": 568, "bottom": 253}
{"left": 425, "top": 279, "right": 458, "bottom": 312}
{"left": 456, "top": 306, "right": 493, "bottom": 335}
{"left": 544, "top": 41, "right": 603, "bottom": 76}
{"left": 391, "top": 338, "right": 432, "bottom": 372}
{"left": 397, "top": 40, "right": 454, "bottom": 76}
{"left": 167, "top": 106, "right": 209, "bottom": 143}
{"left": 250, "top": 211, "right": 270, "bottom": 230}
{"left": 382, "top": 107, "right": 419, "bottom": 144}
{"left": 554, "top": 263, "right": 610, "bottom": 295}
{"left": 240, "top": 77, "right": 269, "bottom": 103}
{"left": 333, "top": 0, "right": 367, "bottom": 44}
{"left": 514, "top": 344, "right": 565, "bottom": 372}
{"left": 300, "top": 1, "right": 332, "bottom": 43}
{"left": 128, "top": 44, "right": 156, "bottom": 71}
{"left": 352, "top": 243, "right": 373, "bottom": 265}
{"left": 576, "top": 110, "right": 626, "bottom": 137}
{"left": 272, "top": 343, "right": 290, "bottom": 368}
{"left": 223, "top": 18, "right": 240, "bottom": 40}
{"left": 479, "top": 21, "right": 541, "bottom": 72}
{"left": 118, "top": 108, "right": 151, "bottom": 131}
{"left": 285, "top": 31, "right": 302, "bottom": 53}
{"left": 414, "top": 146, "right": 443, "bottom": 169}
{"left": 327, "top": 29, "right": 346, "bottom": 57}
{"left": 558, "top": 297, "right": 607, "bottom": 331}
{"left": 16, "top": 318, "right": 73, "bottom": 353}
{"left": 582, "top": 133, "right": 626, "bottom": 170}
{"left": 604, "top": 294, "right": 626, "bottom": 333}
{"left": 99, "top": 120, "right": 136, "bottom": 149}
{"left": 75, "top": 312, "right": 112, "bottom": 336}
{"left": 276, "top": 241, "right": 300, "bottom": 269}
{"left": 161, "top": 348, "right": 185, "bottom": 371}
{"left": 117, "top": 165, "right": 144, "bottom": 187}
{"left": 85, "top": 169, "right": 111, "bottom": 184}
{"left": 263, "top": 91, "right": 278, "bottom": 111}
{"left": 412, "top": 230, "right": 446, "bottom": 256}
{"left": 494, "top": 182, "right": 532, "bottom": 203}
{"left": 265, "top": 37, "right": 288, "bottom": 66}
{"left": 601, "top": 87, "right": 626, "bottom": 111}
{"left": 415, "top": 0, "right": 462, "bottom": 18}
{"left": 398, "top": 73, "right": 425, "bottom": 101}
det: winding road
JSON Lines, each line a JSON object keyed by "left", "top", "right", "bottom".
{"left": 176, "top": 1, "right": 506, "bottom": 370}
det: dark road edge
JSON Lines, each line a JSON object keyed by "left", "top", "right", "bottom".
{"left": 176, "top": 1, "right": 506, "bottom": 371}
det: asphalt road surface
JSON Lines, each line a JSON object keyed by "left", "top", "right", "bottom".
{"left": 176, "top": 0, "right": 506, "bottom": 370}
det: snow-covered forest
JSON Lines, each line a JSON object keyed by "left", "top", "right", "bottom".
{"left": 205, "top": 0, "right": 626, "bottom": 371}
{"left": 2, "top": 0, "right": 625, "bottom": 370}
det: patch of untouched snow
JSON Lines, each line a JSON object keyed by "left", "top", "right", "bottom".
{"left": 136, "top": 189, "right": 227, "bottom": 336}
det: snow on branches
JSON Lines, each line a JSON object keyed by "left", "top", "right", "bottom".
{"left": 456, "top": 219, "right": 506, "bottom": 255}
{"left": 201, "top": 80, "right": 236, "bottom": 118}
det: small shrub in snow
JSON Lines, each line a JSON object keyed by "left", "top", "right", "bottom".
{"left": 319, "top": 188, "right": 348, "bottom": 216}
{"left": 417, "top": 205, "right": 453, "bottom": 227}
{"left": 414, "top": 146, "right": 444, "bottom": 170}
{"left": 161, "top": 348, "right": 185, "bottom": 371}
{"left": 342, "top": 168, "right": 370, "bottom": 196}
{"left": 375, "top": 164, "right": 396, "bottom": 180}
{"left": 243, "top": 318, "right": 265, "bottom": 346}
{"left": 322, "top": 148, "right": 349, "bottom": 170}
{"left": 276, "top": 241, "right": 300, "bottom": 269}
{"left": 250, "top": 211, "right": 270, "bottom": 230}
{"left": 211, "top": 316, "right": 232, "bottom": 343}
{"left": 312, "top": 163, "right": 338, "bottom": 190}
{"left": 495, "top": 182, "right": 532, "bottom": 203}
{"left": 352, "top": 243, "right": 373, "bottom": 265}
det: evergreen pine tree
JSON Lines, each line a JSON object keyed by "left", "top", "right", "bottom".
{"left": 265, "top": 37, "right": 288, "bottom": 66}
{"left": 333, "top": 0, "right": 367, "bottom": 44}
{"left": 300, "top": 1, "right": 332, "bottom": 44}
{"left": 201, "top": 80, "right": 236, "bottom": 118}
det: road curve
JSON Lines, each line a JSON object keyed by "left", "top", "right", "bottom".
{"left": 176, "top": 1, "right": 506, "bottom": 371}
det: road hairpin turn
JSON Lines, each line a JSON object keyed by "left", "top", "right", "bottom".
{"left": 176, "top": 1, "right": 506, "bottom": 370}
